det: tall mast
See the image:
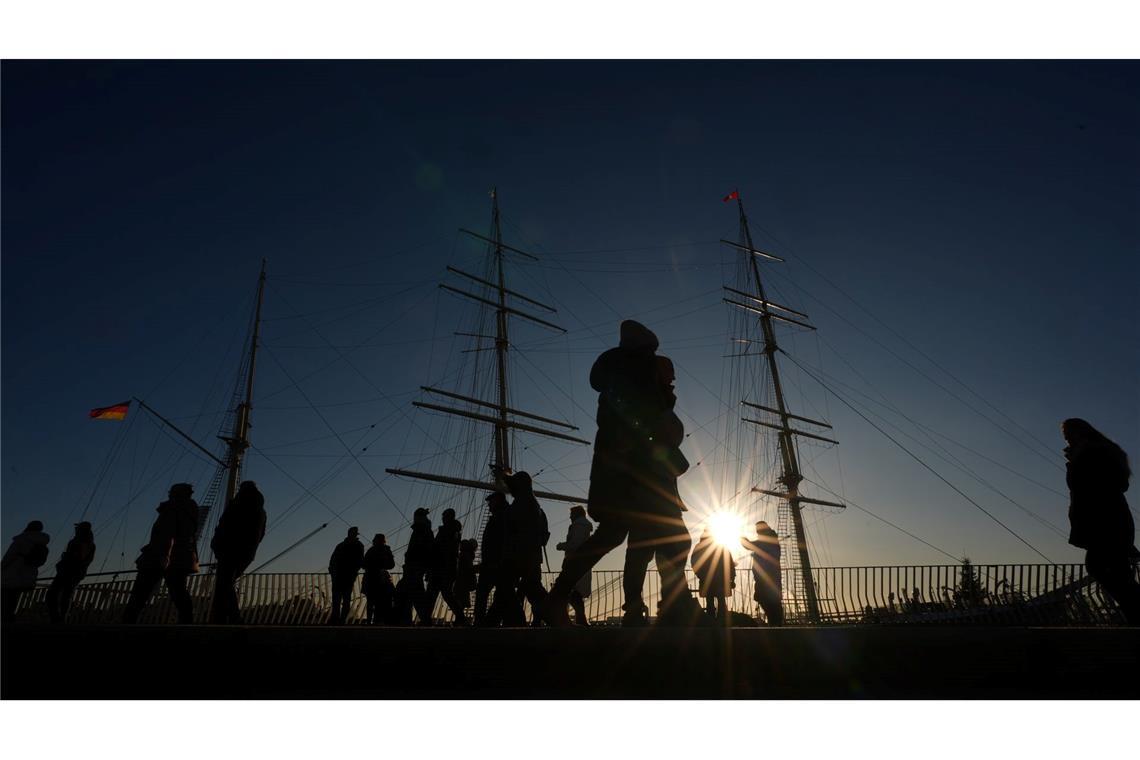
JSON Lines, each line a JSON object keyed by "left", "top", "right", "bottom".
{"left": 388, "top": 190, "right": 587, "bottom": 505}
{"left": 222, "top": 258, "right": 267, "bottom": 508}
{"left": 491, "top": 188, "right": 511, "bottom": 473}
{"left": 723, "top": 194, "right": 844, "bottom": 623}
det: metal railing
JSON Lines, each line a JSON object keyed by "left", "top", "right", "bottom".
{"left": 12, "top": 562, "right": 1135, "bottom": 626}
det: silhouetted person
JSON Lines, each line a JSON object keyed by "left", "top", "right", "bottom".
{"left": 499, "top": 470, "right": 550, "bottom": 626}
{"left": 557, "top": 506, "right": 593, "bottom": 625}
{"left": 123, "top": 484, "right": 200, "bottom": 624}
{"left": 1063, "top": 418, "right": 1139, "bottom": 624}
{"left": 474, "top": 492, "right": 507, "bottom": 626}
{"left": 455, "top": 538, "right": 478, "bottom": 618}
{"left": 619, "top": 355, "right": 699, "bottom": 626}
{"left": 546, "top": 321, "right": 677, "bottom": 625}
{"left": 691, "top": 528, "right": 735, "bottom": 622}
{"left": 742, "top": 521, "right": 783, "bottom": 626}
{"left": 396, "top": 508, "right": 435, "bottom": 625}
{"left": 46, "top": 521, "right": 96, "bottom": 624}
{"left": 209, "top": 480, "right": 267, "bottom": 624}
{"left": 328, "top": 527, "right": 364, "bottom": 625}
{"left": 2, "top": 520, "right": 51, "bottom": 623}
{"left": 362, "top": 533, "right": 396, "bottom": 625}
{"left": 425, "top": 508, "right": 469, "bottom": 625}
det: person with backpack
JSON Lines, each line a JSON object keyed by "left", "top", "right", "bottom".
{"left": 123, "top": 483, "right": 201, "bottom": 624}
{"left": 498, "top": 469, "right": 550, "bottom": 626}
{"left": 544, "top": 321, "right": 675, "bottom": 626}
{"left": 362, "top": 533, "right": 396, "bottom": 625}
{"left": 209, "top": 480, "right": 267, "bottom": 624}
{"left": 327, "top": 527, "right": 365, "bottom": 625}
{"left": 2, "top": 520, "right": 51, "bottom": 622}
{"left": 46, "top": 521, "right": 96, "bottom": 624}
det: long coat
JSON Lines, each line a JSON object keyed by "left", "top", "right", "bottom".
{"left": 561, "top": 516, "right": 594, "bottom": 597}
{"left": 1, "top": 529, "right": 51, "bottom": 589}
{"left": 691, "top": 535, "right": 736, "bottom": 598}
{"left": 211, "top": 488, "right": 267, "bottom": 571}
{"left": 1066, "top": 441, "right": 1134, "bottom": 552}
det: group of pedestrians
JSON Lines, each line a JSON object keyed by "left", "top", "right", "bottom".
{"left": 2, "top": 323, "right": 1137, "bottom": 628}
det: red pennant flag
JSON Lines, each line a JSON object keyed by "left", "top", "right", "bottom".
{"left": 722, "top": 190, "right": 739, "bottom": 202}
{"left": 90, "top": 401, "right": 131, "bottom": 421}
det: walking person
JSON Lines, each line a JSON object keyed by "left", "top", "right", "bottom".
{"left": 46, "top": 522, "right": 96, "bottom": 624}
{"left": 546, "top": 320, "right": 674, "bottom": 625}
{"left": 691, "top": 527, "right": 735, "bottom": 623}
{"left": 743, "top": 521, "right": 784, "bottom": 626}
{"left": 327, "top": 527, "right": 364, "bottom": 625}
{"left": 123, "top": 484, "right": 200, "bottom": 624}
{"left": 209, "top": 480, "right": 267, "bottom": 624}
{"left": 498, "top": 469, "right": 550, "bottom": 626}
{"left": 2, "top": 520, "right": 51, "bottom": 623}
{"left": 556, "top": 506, "right": 594, "bottom": 625}
{"left": 395, "top": 508, "right": 435, "bottom": 625}
{"left": 1063, "top": 418, "right": 1139, "bottom": 624}
{"left": 474, "top": 492, "right": 507, "bottom": 626}
{"left": 426, "top": 508, "right": 470, "bottom": 625}
{"left": 362, "top": 533, "right": 396, "bottom": 625}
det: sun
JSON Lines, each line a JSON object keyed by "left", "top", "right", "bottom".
{"left": 706, "top": 510, "right": 745, "bottom": 548}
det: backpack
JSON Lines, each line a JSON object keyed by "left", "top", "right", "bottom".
{"left": 26, "top": 542, "right": 49, "bottom": 569}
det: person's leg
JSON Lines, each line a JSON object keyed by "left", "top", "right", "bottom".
{"left": 568, "top": 589, "right": 589, "bottom": 625}
{"left": 758, "top": 590, "right": 784, "bottom": 626}
{"left": 210, "top": 565, "right": 236, "bottom": 624}
{"left": 519, "top": 564, "right": 547, "bottom": 625}
{"left": 1087, "top": 550, "right": 1140, "bottom": 625}
{"left": 623, "top": 523, "right": 654, "bottom": 621}
{"left": 474, "top": 569, "right": 496, "bottom": 626}
{"left": 651, "top": 512, "right": 693, "bottom": 619}
{"left": 122, "top": 570, "right": 162, "bottom": 623}
{"left": 164, "top": 571, "right": 194, "bottom": 624}
{"left": 549, "top": 520, "right": 629, "bottom": 597}
{"left": 2, "top": 588, "right": 24, "bottom": 623}
{"left": 46, "top": 579, "right": 64, "bottom": 624}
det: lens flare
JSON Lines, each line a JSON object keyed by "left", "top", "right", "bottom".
{"left": 706, "top": 511, "right": 745, "bottom": 548}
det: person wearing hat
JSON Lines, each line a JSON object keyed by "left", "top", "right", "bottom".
{"left": 742, "top": 521, "right": 783, "bottom": 626}
{"left": 209, "top": 480, "right": 267, "bottom": 624}
{"left": 362, "top": 533, "right": 396, "bottom": 624}
{"left": 328, "top": 526, "right": 365, "bottom": 625}
{"left": 123, "top": 483, "right": 201, "bottom": 624}
{"left": 474, "top": 491, "right": 508, "bottom": 626}
{"left": 556, "top": 506, "right": 594, "bottom": 625}
{"left": 46, "top": 521, "right": 96, "bottom": 624}
{"left": 1, "top": 520, "right": 51, "bottom": 623}
{"left": 396, "top": 508, "right": 435, "bottom": 624}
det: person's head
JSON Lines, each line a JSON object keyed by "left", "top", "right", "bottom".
{"left": 169, "top": 483, "right": 194, "bottom": 499}
{"left": 619, "top": 320, "right": 659, "bottom": 352}
{"left": 756, "top": 521, "right": 771, "bottom": 535}
{"left": 486, "top": 492, "right": 507, "bottom": 513}
{"left": 442, "top": 508, "right": 456, "bottom": 522}
{"left": 570, "top": 505, "right": 586, "bottom": 521}
{"left": 503, "top": 470, "right": 533, "bottom": 497}
{"left": 347, "top": 526, "right": 360, "bottom": 540}
{"left": 75, "top": 521, "right": 93, "bottom": 538}
{"left": 25, "top": 520, "right": 44, "bottom": 533}
{"left": 372, "top": 533, "right": 386, "bottom": 546}
{"left": 413, "top": 507, "right": 430, "bottom": 524}
{"left": 238, "top": 480, "right": 258, "bottom": 495}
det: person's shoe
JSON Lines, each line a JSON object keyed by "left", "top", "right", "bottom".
{"left": 541, "top": 592, "right": 573, "bottom": 627}
{"left": 655, "top": 596, "right": 712, "bottom": 627}
{"left": 621, "top": 610, "right": 648, "bottom": 627}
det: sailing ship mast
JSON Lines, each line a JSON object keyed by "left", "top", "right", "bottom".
{"left": 387, "top": 189, "right": 587, "bottom": 509}
{"left": 723, "top": 193, "right": 844, "bottom": 623}
{"left": 221, "top": 258, "right": 267, "bottom": 508}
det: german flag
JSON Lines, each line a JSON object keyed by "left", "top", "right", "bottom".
{"left": 89, "top": 401, "right": 131, "bottom": 421}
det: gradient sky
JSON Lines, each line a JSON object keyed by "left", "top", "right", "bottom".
{"left": 3, "top": 61, "right": 1136, "bottom": 577}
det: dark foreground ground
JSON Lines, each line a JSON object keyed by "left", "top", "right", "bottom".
{"left": 3, "top": 624, "right": 1138, "bottom": 699}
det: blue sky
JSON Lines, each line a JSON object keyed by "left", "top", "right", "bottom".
{"left": 3, "top": 61, "right": 1136, "bottom": 575}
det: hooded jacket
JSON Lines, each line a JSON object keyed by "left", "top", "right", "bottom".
{"left": 431, "top": 516, "right": 463, "bottom": 575}
{"left": 55, "top": 533, "right": 96, "bottom": 581}
{"left": 211, "top": 485, "right": 267, "bottom": 569}
{"left": 1, "top": 528, "right": 52, "bottom": 589}
{"left": 404, "top": 515, "right": 434, "bottom": 571}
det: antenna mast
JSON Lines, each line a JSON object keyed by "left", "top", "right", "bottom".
{"left": 723, "top": 194, "right": 844, "bottom": 623}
